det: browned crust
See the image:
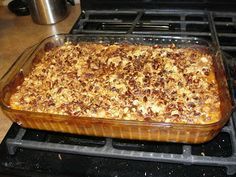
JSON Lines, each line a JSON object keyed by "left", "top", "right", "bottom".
{"left": 9, "top": 42, "right": 221, "bottom": 124}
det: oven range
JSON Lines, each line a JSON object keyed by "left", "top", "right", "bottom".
{"left": 1, "top": 0, "right": 236, "bottom": 177}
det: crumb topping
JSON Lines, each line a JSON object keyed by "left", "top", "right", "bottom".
{"left": 10, "top": 42, "right": 221, "bottom": 124}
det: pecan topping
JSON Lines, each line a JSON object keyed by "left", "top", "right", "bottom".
{"left": 9, "top": 42, "right": 221, "bottom": 124}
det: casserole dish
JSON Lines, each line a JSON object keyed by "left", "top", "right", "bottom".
{"left": 0, "top": 34, "right": 233, "bottom": 143}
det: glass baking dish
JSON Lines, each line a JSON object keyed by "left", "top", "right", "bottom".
{"left": 0, "top": 34, "right": 233, "bottom": 144}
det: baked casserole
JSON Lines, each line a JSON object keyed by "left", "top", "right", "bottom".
{"left": 9, "top": 42, "right": 220, "bottom": 124}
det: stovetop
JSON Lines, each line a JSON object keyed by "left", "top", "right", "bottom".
{"left": 1, "top": 1, "right": 236, "bottom": 176}
{"left": 71, "top": 9, "right": 236, "bottom": 53}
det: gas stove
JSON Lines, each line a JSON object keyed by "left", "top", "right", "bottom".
{"left": 1, "top": 0, "right": 236, "bottom": 177}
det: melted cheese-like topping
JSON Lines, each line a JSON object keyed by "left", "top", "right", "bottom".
{"left": 10, "top": 42, "right": 221, "bottom": 124}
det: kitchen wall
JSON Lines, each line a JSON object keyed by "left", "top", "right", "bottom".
{"left": 0, "top": 0, "right": 80, "bottom": 6}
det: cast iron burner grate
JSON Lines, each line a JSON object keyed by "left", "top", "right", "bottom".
{"left": 71, "top": 10, "right": 236, "bottom": 55}
{"left": 4, "top": 111, "right": 236, "bottom": 176}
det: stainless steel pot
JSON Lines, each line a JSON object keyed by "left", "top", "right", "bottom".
{"left": 28, "top": 0, "right": 74, "bottom": 25}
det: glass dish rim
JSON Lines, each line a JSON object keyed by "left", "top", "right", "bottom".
{"left": 0, "top": 33, "right": 233, "bottom": 129}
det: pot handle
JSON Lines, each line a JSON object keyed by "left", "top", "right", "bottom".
{"left": 67, "top": 0, "right": 75, "bottom": 5}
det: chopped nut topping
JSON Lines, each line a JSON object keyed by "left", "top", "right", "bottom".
{"left": 10, "top": 42, "right": 221, "bottom": 124}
